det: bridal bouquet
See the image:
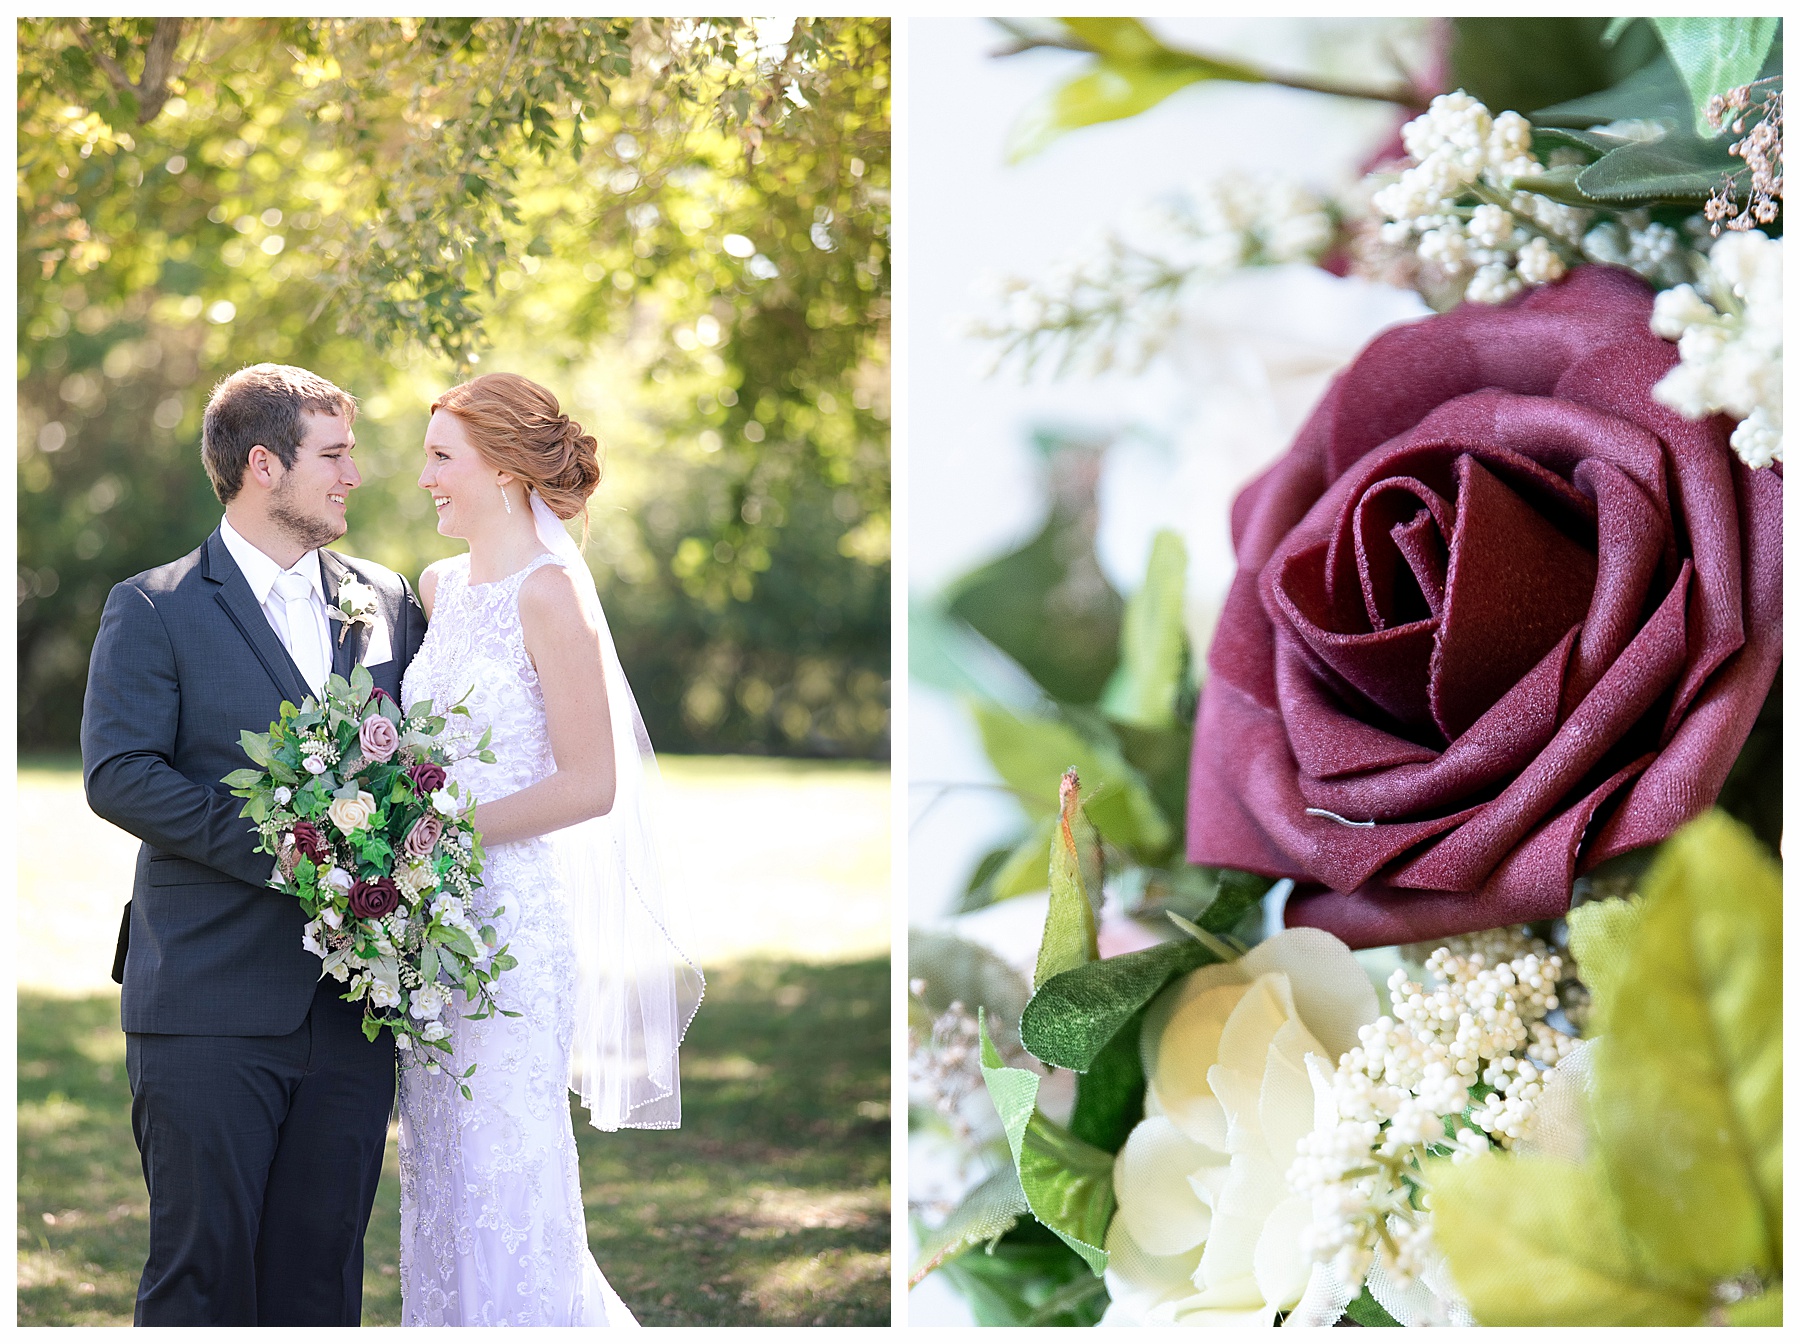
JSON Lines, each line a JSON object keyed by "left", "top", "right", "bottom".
{"left": 911, "top": 15, "right": 1780, "bottom": 1329}
{"left": 224, "top": 663, "right": 517, "bottom": 1090}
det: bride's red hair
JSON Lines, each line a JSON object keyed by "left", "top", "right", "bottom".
{"left": 431, "top": 373, "right": 602, "bottom": 529}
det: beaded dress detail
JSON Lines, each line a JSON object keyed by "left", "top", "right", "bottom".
{"left": 397, "top": 550, "right": 636, "bottom": 1327}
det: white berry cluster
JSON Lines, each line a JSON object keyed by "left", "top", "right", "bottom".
{"left": 1651, "top": 229, "right": 1783, "bottom": 468}
{"left": 968, "top": 173, "right": 1335, "bottom": 376}
{"left": 1579, "top": 210, "right": 1693, "bottom": 288}
{"left": 907, "top": 982, "right": 988, "bottom": 1143}
{"left": 1371, "top": 91, "right": 1587, "bottom": 304}
{"left": 1288, "top": 925, "right": 1577, "bottom": 1292}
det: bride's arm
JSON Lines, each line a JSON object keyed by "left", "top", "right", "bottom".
{"left": 467, "top": 563, "right": 618, "bottom": 847}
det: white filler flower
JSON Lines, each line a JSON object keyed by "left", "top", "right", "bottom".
{"left": 1651, "top": 229, "right": 1782, "bottom": 468}
{"left": 1101, "top": 928, "right": 1379, "bottom": 1326}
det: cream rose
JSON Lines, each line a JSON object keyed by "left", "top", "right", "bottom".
{"left": 1102, "top": 928, "right": 1380, "bottom": 1326}
{"left": 327, "top": 790, "right": 378, "bottom": 835}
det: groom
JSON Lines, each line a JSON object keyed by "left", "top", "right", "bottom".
{"left": 81, "top": 363, "right": 427, "bottom": 1325}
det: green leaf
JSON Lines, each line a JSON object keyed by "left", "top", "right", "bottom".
{"left": 1532, "top": 52, "right": 1695, "bottom": 128}
{"left": 988, "top": 820, "right": 1055, "bottom": 901}
{"left": 1066, "top": 1005, "right": 1145, "bottom": 1154}
{"left": 934, "top": 1223, "right": 1111, "bottom": 1327}
{"left": 979, "top": 1012, "right": 1114, "bottom": 1276}
{"left": 970, "top": 703, "right": 1171, "bottom": 857}
{"left": 1601, "top": 17, "right": 1638, "bottom": 46}
{"left": 1020, "top": 937, "right": 1215, "bottom": 1072}
{"left": 488, "top": 952, "right": 518, "bottom": 973}
{"left": 1431, "top": 1156, "right": 1708, "bottom": 1325}
{"left": 222, "top": 768, "right": 264, "bottom": 789}
{"left": 1451, "top": 17, "right": 1662, "bottom": 118}
{"left": 1098, "top": 530, "right": 1188, "bottom": 731}
{"left": 1573, "top": 129, "right": 1742, "bottom": 205}
{"left": 1566, "top": 895, "right": 1644, "bottom": 1011}
{"left": 1727, "top": 1288, "right": 1782, "bottom": 1326}
{"left": 908, "top": 1166, "right": 1030, "bottom": 1285}
{"left": 1651, "top": 17, "right": 1781, "bottom": 136}
{"left": 1343, "top": 1286, "right": 1401, "bottom": 1326}
{"left": 1036, "top": 770, "right": 1100, "bottom": 987}
{"left": 1589, "top": 811, "right": 1781, "bottom": 1281}
{"left": 239, "top": 730, "right": 274, "bottom": 768}
{"left": 419, "top": 942, "right": 438, "bottom": 985}
{"left": 349, "top": 663, "right": 375, "bottom": 701}
{"left": 1006, "top": 20, "right": 1264, "bottom": 161}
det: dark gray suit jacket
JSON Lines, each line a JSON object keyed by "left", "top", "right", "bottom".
{"left": 81, "top": 528, "right": 427, "bottom": 1036}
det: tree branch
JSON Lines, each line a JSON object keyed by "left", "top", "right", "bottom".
{"left": 75, "top": 18, "right": 188, "bottom": 123}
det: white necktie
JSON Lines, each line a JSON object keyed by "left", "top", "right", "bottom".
{"left": 271, "top": 569, "right": 328, "bottom": 694}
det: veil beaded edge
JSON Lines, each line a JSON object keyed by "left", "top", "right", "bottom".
{"left": 529, "top": 490, "right": 704, "bottom": 1131}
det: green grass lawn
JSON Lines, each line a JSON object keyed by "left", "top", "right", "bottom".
{"left": 17, "top": 757, "right": 891, "bottom": 1326}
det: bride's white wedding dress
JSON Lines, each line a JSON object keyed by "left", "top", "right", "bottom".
{"left": 397, "top": 550, "right": 637, "bottom": 1327}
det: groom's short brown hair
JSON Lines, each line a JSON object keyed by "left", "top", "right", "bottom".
{"left": 200, "top": 363, "right": 358, "bottom": 504}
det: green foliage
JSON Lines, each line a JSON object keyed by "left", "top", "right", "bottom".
{"left": 1650, "top": 17, "right": 1782, "bottom": 136}
{"left": 1430, "top": 811, "right": 1781, "bottom": 1325}
{"left": 934, "top": 1221, "right": 1109, "bottom": 1327}
{"left": 1344, "top": 1287, "right": 1401, "bottom": 1326}
{"left": 1097, "top": 530, "right": 1188, "bottom": 730}
{"left": 978, "top": 1013, "right": 1115, "bottom": 1277}
{"left": 1064, "top": 1005, "right": 1146, "bottom": 1155}
{"left": 1035, "top": 770, "right": 1101, "bottom": 988}
{"left": 907, "top": 1167, "right": 1030, "bottom": 1286}
{"left": 1450, "top": 17, "right": 1662, "bottom": 118}
{"left": 18, "top": 17, "right": 889, "bottom": 758}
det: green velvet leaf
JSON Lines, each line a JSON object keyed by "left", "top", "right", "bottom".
{"left": 1099, "top": 529, "right": 1189, "bottom": 730}
{"left": 1451, "top": 17, "right": 1662, "bottom": 118}
{"left": 1573, "top": 129, "right": 1742, "bottom": 205}
{"left": 934, "top": 1223, "right": 1110, "bottom": 1327}
{"left": 1036, "top": 771, "right": 1101, "bottom": 987}
{"left": 908, "top": 1165, "right": 1030, "bottom": 1285}
{"left": 970, "top": 703, "right": 1172, "bottom": 856}
{"left": 1020, "top": 937, "right": 1216, "bottom": 1071}
{"left": 1431, "top": 1155, "right": 1708, "bottom": 1325}
{"left": 1651, "top": 17, "right": 1781, "bottom": 136}
{"left": 1590, "top": 811, "right": 1781, "bottom": 1282}
{"left": 1066, "top": 1005, "right": 1146, "bottom": 1154}
{"left": 1532, "top": 53, "right": 1693, "bottom": 128}
{"left": 979, "top": 1013, "right": 1114, "bottom": 1276}
{"left": 1343, "top": 1286, "right": 1401, "bottom": 1326}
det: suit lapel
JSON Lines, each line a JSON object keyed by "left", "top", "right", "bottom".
{"left": 202, "top": 530, "right": 314, "bottom": 707}
{"left": 320, "top": 548, "right": 370, "bottom": 680}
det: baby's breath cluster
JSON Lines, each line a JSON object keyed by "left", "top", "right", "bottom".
{"left": 967, "top": 173, "right": 1336, "bottom": 376}
{"left": 1651, "top": 229, "right": 1783, "bottom": 468}
{"left": 1288, "top": 925, "right": 1577, "bottom": 1296}
{"left": 907, "top": 981, "right": 987, "bottom": 1143}
{"left": 1370, "top": 92, "right": 1586, "bottom": 305}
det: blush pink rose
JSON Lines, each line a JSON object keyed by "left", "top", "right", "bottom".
{"left": 1187, "top": 267, "right": 1782, "bottom": 948}
{"left": 359, "top": 713, "right": 400, "bottom": 763}
{"left": 402, "top": 814, "right": 443, "bottom": 860}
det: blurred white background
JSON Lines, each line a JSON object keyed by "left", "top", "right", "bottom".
{"left": 905, "top": 17, "right": 1429, "bottom": 1324}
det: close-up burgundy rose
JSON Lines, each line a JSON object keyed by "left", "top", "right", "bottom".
{"left": 407, "top": 760, "right": 448, "bottom": 794}
{"left": 1187, "top": 266, "right": 1782, "bottom": 948}
{"left": 402, "top": 814, "right": 443, "bottom": 860}
{"left": 289, "top": 820, "right": 330, "bottom": 864}
{"left": 359, "top": 713, "right": 400, "bottom": 763}
{"left": 348, "top": 876, "right": 401, "bottom": 921}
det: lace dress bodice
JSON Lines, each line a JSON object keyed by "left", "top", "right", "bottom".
{"left": 397, "top": 550, "right": 634, "bottom": 1328}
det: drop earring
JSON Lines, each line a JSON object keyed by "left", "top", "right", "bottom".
{"left": 499, "top": 482, "right": 512, "bottom": 514}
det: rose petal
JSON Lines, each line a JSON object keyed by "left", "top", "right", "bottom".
{"left": 1252, "top": 1193, "right": 1318, "bottom": 1312}
{"left": 1145, "top": 979, "right": 1247, "bottom": 1145}
{"left": 1112, "top": 1115, "right": 1221, "bottom": 1256}
{"left": 1236, "top": 927, "right": 1379, "bottom": 1064}
{"left": 1102, "top": 1213, "right": 1206, "bottom": 1324}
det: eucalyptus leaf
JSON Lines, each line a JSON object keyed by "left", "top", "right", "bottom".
{"left": 239, "top": 729, "right": 274, "bottom": 767}
{"left": 979, "top": 1012, "right": 1114, "bottom": 1275}
{"left": 1430, "top": 1155, "right": 1708, "bottom": 1325}
{"left": 1651, "top": 17, "right": 1781, "bottom": 136}
{"left": 222, "top": 767, "right": 264, "bottom": 789}
{"left": 1098, "top": 530, "right": 1188, "bottom": 731}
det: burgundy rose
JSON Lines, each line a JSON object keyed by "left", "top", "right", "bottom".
{"left": 407, "top": 761, "right": 448, "bottom": 794}
{"left": 359, "top": 713, "right": 400, "bottom": 763}
{"left": 348, "top": 876, "right": 401, "bottom": 920}
{"left": 402, "top": 814, "right": 443, "bottom": 860}
{"left": 290, "top": 820, "right": 330, "bottom": 864}
{"left": 368, "top": 687, "right": 396, "bottom": 707}
{"left": 1188, "top": 267, "right": 1781, "bottom": 948}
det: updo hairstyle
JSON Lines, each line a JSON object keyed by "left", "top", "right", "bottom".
{"left": 431, "top": 373, "right": 602, "bottom": 526}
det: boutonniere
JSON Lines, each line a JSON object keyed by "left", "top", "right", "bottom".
{"left": 328, "top": 577, "right": 380, "bottom": 647}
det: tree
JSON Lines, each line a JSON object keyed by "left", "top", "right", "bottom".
{"left": 18, "top": 17, "right": 890, "bottom": 755}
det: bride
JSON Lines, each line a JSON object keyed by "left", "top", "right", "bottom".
{"left": 397, "top": 372, "right": 704, "bottom": 1326}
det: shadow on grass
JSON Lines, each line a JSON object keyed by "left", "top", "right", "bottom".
{"left": 18, "top": 957, "right": 889, "bottom": 1326}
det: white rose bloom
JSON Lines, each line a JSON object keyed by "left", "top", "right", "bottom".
{"left": 1102, "top": 928, "right": 1381, "bottom": 1326}
{"left": 327, "top": 790, "right": 378, "bottom": 835}
{"left": 410, "top": 982, "right": 447, "bottom": 1021}
{"left": 431, "top": 788, "right": 460, "bottom": 817}
{"left": 420, "top": 1020, "right": 449, "bottom": 1043}
{"left": 304, "top": 755, "right": 328, "bottom": 775}
{"left": 395, "top": 1033, "right": 413, "bottom": 1052}
{"left": 321, "top": 906, "right": 343, "bottom": 930}
{"left": 324, "top": 866, "right": 354, "bottom": 894}
{"left": 273, "top": 786, "right": 293, "bottom": 805}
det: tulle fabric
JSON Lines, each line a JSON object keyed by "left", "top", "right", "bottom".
{"left": 529, "top": 490, "right": 705, "bottom": 1130}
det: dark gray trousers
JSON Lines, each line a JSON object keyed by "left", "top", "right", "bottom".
{"left": 126, "top": 979, "right": 394, "bottom": 1326}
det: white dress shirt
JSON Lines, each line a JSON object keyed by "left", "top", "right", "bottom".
{"left": 219, "top": 516, "right": 333, "bottom": 695}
